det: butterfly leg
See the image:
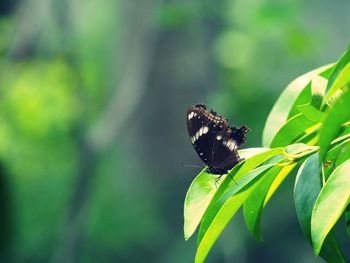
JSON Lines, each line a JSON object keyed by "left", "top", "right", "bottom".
{"left": 214, "top": 174, "right": 224, "bottom": 188}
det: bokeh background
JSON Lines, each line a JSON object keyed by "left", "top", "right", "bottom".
{"left": 0, "top": 0, "right": 349, "bottom": 262}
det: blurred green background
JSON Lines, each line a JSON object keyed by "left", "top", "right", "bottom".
{"left": 0, "top": 0, "right": 349, "bottom": 262}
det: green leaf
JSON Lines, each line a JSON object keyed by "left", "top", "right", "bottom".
{"left": 339, "top": 122, "right": 350, "bottom": 135}
{"left": 345, "top": 204, "right": 350, "bottom": 239}
{"left": 183, "top": 148, "right": 270, "bottom": 240}
{"left": 297, "top": 103, "right": 323, "bottom": 122}
{"left": 294, "top": 154, "right": 346, "bottom": 262}
{"left": 195, "top": 190, "right": 252, "bottom": 263}
{"left": 284, "top": 143, "right": 319, "bottom": 158}
{"left": 254, "top": 144, "right": 312, "bottom": 211}
{"left": 184, "top": 169, "right": 220, "bottom": 240}
{"left": 319, "top": 64, "right": 335, "bottom": 79}
{"left": 325, "top": 48, "right": 350, "bottom": 102}
{"left": 233, "top": 148, "right": 283, "bottom": 182}
{"left": 238, "top": 147, "right": 271, "bottom": 159}
{"left": 210, "top": 148, "right": 284, "bottom": 212}
{"left": 335, "top": 143, "right": 350, "bottom": 166}
{"left": 318, "top": 89, "right": 350, "bottom": 161}
{"left": 269, "top": 113, "right": 318, "bottom": 148}
{"left": 264, "top": 163, "right": 297, "bottom": 205}
{"left": 196, "top": 164, "right": 274, "bottom": 263}
{"left": 243, "top": 166, "right": 282, "bottom": 240}
{"left": 292, "top": 76, "right": 329, "bottom": 113}
{"left": 198, "top": 163, "right": 277, "bottom": 243}
{"left": 319, "top": 232, "right": 347, "bottom": 263}
{"left": 311, "top": 159, "right": 350, "bottom": 255}
{"left": 294, "top": 154, "right": 320, "bottom": 240}
{"left": 324, "top": 63, "right": 350, "bottom": 103}
{"left": 262, "top": 65, "right": 332, "bottom": 147}
{"left": 311, "top": 79, "right": 328, "bottom": 109}
{"left": 260, "top": 144, "right": 316, "bottom": 205}
{"left": 323, "top": 138, "right": 350, "bottom": 180}
{"left": 288, "top": 82, "right": 312, "bottom": 119}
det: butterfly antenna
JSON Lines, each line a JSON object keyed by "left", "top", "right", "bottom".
{"left": 178, "top": 163, "right": 203, "bottom": 169}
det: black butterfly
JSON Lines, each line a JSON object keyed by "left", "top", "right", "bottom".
{"left": 187, "top": 103, "right": 250, "bottom": 175}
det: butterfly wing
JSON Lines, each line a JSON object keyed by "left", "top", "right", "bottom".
{"left": 209, "top": 130, "right": 242, "bottom": 174}
{"left": 212, "top": 125, "right": 250, "bottom": 171}
{"left": 187, "top": 104, "right": 250, "bottom": 175}
{"left": 230, "top": 125, "right": 251, "bottom": 146}
{"left": 187, "top": 106, "right": 217, "bottom": 166}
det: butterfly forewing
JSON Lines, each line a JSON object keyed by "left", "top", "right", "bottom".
{"left": 187, "top": 107, "right": 216, "bottom": 166}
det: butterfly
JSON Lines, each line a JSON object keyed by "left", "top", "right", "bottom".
{"left": 186, "top": 103, "right": 250, "bottom": 175}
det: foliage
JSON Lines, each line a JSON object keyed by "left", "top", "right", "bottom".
{"left": 1, "top": 0, "right": 349, "bottom": 262}
{"left": 184, "top": 47, "right": 350, "bottom": 262}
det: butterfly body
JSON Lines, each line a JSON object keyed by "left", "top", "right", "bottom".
{"left": 187, "top": 104, "right": 250, "bottom": 175}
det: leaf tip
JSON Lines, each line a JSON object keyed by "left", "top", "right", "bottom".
{"left": 256, "top": 235, "right": 264, "bottom": 242}
{"left": 311, "top": 234, "right": 322, "bottom": 256}
{"left": 313, "top": 245, "right": 321, "bottom": 256}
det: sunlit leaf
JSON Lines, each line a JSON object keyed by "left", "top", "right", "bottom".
{"left": 310, "top": 78, "right": 328, "bottom": 109}
{"left": 335, "top": 143, "right": 350, "bottom": 166}
{"left": 288, "top": 82, "right": 312, "bottom": 119}
{"left": 319, "top": 64, "right": 335, "bottom": 79}
{"left": 206, "top": 148, "right": 284, "bottom": 225}
{"left": 243, "top": 145, "right": 310, "bottom": 238}
{"left": 324, "top": 63, "right": 350, "bottom": 104}
{"left": 243, "top": 166, "right": 282, "bottom": 240}
{"left": 325, "top": 49, "right": 350, "bottom": 102}
{"left": 195, "top": 190, "right": 252, "bottom": 263}
{"left": 183, "top": 148, "right": 269, "bottom": 240}
{"left": 269, "top": 113, "right": 318, "bottom": 147}
{"left": 294, "top": 154, "right": 346, "bottom": 262}
{"left": 184, "top": 169, "right": 219, "bottom": 240}
{"left": 264, "top": 163, "right": 296, "bottom": 204}
{"left": 263, "top": 144, "right": 313, "bottom": 204}
{"left": 198, "top": 163, "right": 276, "bottom": 243}
{"left": 297, "top": 103, "right": 323, "bottom": 122}
{"left": 311, "top": 159, "right": 350, "bottom": 255}
{"left": 262, "top": 65, "right": 332, "bottom": 147}
{"left": 284, "top": 143, "right": 318, "bottom": 158}
{"left": 318, "top": 89, "right": 350, "bottom": 161}
{"left": 196, "top": 164, "right": 274, "bottom": 263}
{"left": 238, "top": 148, "right": 270, "bottom": 159}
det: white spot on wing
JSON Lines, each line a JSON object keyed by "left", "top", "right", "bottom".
{"left": 216, "top": 135, "right": 222, "bottom": 141}
{"left": 188, "top": 112, "right": 194, "bottom": 120}
{"left": 203, "top": 126, "right": 209, "bottom": 134}
{"left": 223, "top": 139, "right": 236, "bottom": 151}
{"left": 199, "top": 127, "right": 203, "bottom": 136}
{"left": 229, "top": 140, "right": 236, "bottom": 151}
{"left": 195, "top": 131, "right": 199, "bottom": 140}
